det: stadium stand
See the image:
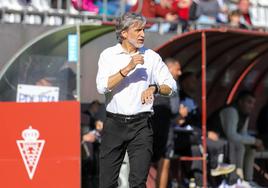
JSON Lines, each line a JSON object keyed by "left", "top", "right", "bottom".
{"left": 0, "top": 0, "right": 268, "bottom": 32}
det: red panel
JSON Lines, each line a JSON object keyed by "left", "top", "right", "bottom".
{"left": 0, "top": 101, "right": 80, "bottom": 188}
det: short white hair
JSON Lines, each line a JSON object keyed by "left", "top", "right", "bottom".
{"left": 115, "top": 13, "right": 146, "bottom": 43}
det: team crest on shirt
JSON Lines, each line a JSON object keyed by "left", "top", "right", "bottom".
{"left": 16, "top": 126, "right": 45, "bottom": 180}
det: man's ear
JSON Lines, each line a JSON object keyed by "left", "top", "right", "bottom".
{"left": 121, "top": 30, "right": 127, "bottom": 39}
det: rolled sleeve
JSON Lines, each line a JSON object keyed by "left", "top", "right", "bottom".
{"left": 153, "top": 55, "right": 177, "bottom": 95}
{"left": 96, "top": 53, "right": 112, "bottom": 94}
{"left": 164, "top": 78, "right": 178, "bottom": 96}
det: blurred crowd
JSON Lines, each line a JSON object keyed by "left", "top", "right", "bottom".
{"left": 0, "top": 0, "right": 268, "bottom": 31}
{"left": 131, "top": 0, "right": 262, "bottom": 32}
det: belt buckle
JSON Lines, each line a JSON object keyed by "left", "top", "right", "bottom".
{"left": 124, "top": 116, "right": 132, "bottom": 122}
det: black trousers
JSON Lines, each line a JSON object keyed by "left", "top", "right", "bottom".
{"left": 99, "top": 115, "right": 153, "bottom": 188}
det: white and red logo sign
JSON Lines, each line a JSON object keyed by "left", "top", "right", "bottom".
{"left": 16, "top": 126, "right": 45, "bottom": 180}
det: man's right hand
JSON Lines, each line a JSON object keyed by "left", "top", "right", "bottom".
{"left": 179, "top": 104, "right": 188, "bottom": 118}
{"left": 95, "top": 120, "right": 103, "bottom": 131}
{"left": 255, "top": 138, "right": 265, "bottom": 151}
{"left": 208, "top": 131, "right": 219, "bottom": 141}
{"left": 83, "top": 132, "right": 96, "bottom": 143}
{"left": 127, "top": 54, "right": 144, "bottom": 71}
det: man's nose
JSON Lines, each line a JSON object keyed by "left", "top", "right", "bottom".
{"left": 140, "top": 30, "right": 145, "bottom": 37}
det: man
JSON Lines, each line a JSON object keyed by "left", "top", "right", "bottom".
{"left": 152, "top": 58, "right": 182, "bottom": 188}
{"left": 237, "top": 0, "right": 252, "bottom": 27}
{"left": 96, "top": 13, "right": 177, "bottom": 188}
{"left": 177, "top": 72, "right": 235, "bottom": 186}
{"left": 191, "top": 0, "right": 229, "bottom": 27}
{"left": 81, "top": 100, "right": 103, "bottom": 188}
{"left": 228, "top": 10, "right": 247, "bottom": 29}
{"left": 208, "top": 90, "right": 264, "bottom": 186}
{"left": 35, "top": 67, "right": 77, "bottom": 101}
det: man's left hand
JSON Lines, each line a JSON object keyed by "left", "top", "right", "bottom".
{"left": 141, "top": 87, "right": 155, "bottom": 104}
{"left": 208, "top": 131, "right": 219, "bottom": 141}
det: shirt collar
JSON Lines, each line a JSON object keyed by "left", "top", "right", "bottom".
{"left": 114, "top": 43, "right": 146, "bottom": 55}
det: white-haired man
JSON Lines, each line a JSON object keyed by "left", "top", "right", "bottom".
{"left": 96, "top": 13, "right": 177, "bottom": 188}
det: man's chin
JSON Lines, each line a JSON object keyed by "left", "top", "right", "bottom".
{"left": 128, "top": 39, "right": 144, "bottom": 49}
{"left": 136, "top": 43, "right": 144, "bottom": 48}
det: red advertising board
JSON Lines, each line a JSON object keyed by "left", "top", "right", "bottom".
{"left": 0, "top": 101, "right": 80, "bottom": 188}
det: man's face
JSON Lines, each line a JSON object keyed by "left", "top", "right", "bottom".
{"left": 124, "top": 22, "right": 145, "bottom": 48}
{"left": 168, "top": 62, "right": 182, "bottom": 80}
{"left": 91, "top": 104, "right": 100, "bottom": 115}
{"left": 238, "top": 95, "right": 256, "bottom": 115}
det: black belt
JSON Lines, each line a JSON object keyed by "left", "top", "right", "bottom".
{"left": 106, "top": 111, "right": 152, "bottom": 122}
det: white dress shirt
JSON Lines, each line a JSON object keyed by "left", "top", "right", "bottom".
{"left": 96, "top": 43, "right": 177, "bottom": 115}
